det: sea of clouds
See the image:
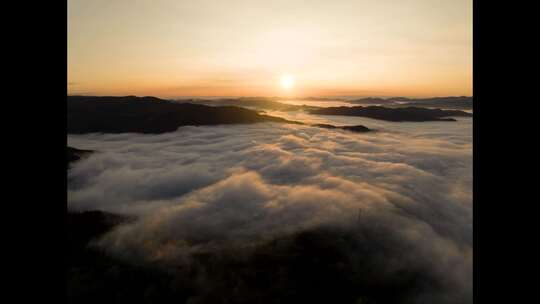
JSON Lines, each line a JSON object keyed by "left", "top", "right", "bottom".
{"left": 68, "top": 120, "right": 472, "bottom": 303}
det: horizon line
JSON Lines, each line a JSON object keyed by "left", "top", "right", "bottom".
{"left": 67, "top": 94, "right": 473, "bottom": 100}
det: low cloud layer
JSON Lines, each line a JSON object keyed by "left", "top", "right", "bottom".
{"left": 68, "top": 121, "right": 472, "bottom": 303}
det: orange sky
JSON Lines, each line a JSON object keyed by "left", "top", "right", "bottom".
{"left": 68, "top": 0, "right": 472, "bottom": 98}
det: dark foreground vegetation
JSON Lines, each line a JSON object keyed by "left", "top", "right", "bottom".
{"left": 309, "top": 106, "right": 472, "bottom": 122}
{"left": 68, "top": 209, "right": 450, "bottom": 304}
{"left": 67, "top": 146, "right": 93, "bottom": 167}
{"left": 68, "top": 211, "right": 173, "bottom": 304}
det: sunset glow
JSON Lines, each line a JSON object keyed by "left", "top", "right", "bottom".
{"left": 280, "top": 75, "right": 295, "bottom": 90}
{"left": 68, "top": 0, "right": 472, "bottom": 98}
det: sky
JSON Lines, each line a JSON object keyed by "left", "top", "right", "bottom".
{"left": 68, "top": 0, "right": 472, "bottom": 98}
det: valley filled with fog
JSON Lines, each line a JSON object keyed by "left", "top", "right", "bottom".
{"left": 67, "top": 101, "right": 472, "bottom": 303}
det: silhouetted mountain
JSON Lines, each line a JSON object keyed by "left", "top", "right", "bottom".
{"left": 68, "top": 96, "right": 295, "bottom": 134}
{"left": 300, "top": 97, "right": 347, "bottom": 101}
{"left": 388, "top": 97, "right": 411, "bottom": 102}
{"left": 350, "top": 96, "right": 472, "bottom": 110}
{"left": 309, "top": 106, "right": 472, "bottom": 122}
{"left": 313, "top": 124, "right": 371, "bottom": 133}
{"left": 349, "top": 97, "right": 396, "bottom": 105}
{"left": 176, "top": 97, "right": 318, "bottom": 112}
{"left": 67, "top": 146, "right": 93, "bottom": 166}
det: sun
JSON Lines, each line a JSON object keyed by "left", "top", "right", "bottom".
{"left": 280, "top": 74, "right": 295, "bottom": 90}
